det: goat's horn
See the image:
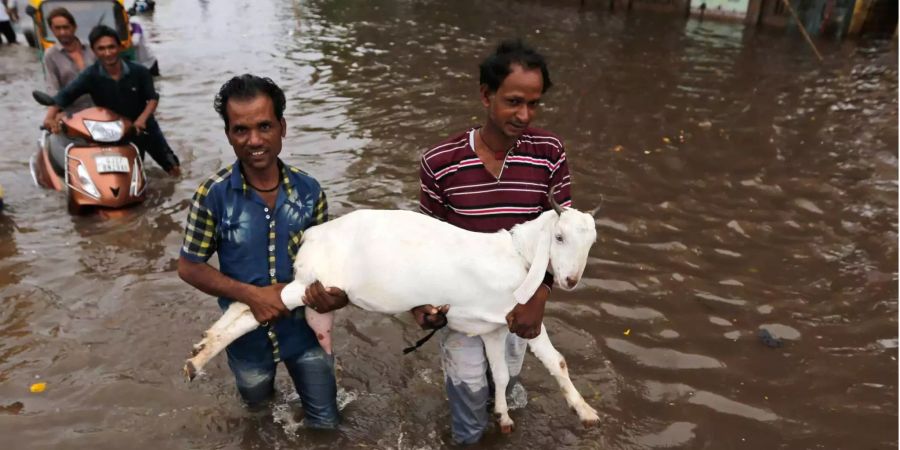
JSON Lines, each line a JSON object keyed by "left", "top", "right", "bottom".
{"left": 548, "top": 185, "right": 564, "bottom": 215}
{"left": 589, "top": 195, "right": 603, "bottom": 218}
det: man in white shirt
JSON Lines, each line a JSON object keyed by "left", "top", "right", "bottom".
{"left": 0, "top": 0, "right": 18, "bottom": 44}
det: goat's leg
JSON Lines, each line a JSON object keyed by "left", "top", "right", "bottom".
{"left": 305, "top": 309, "right": 334, "bottom": 355}
{"left": 481, "top": 327, "right": 515, "bottom": 433}
{"left": 184, "top": 303, "right": 261, "bottom": 381}
{"left": 281, "top": 279, "right": 334, "bottom": 354}
{"left": 527, "top": 324, "right": 600, "bottom": 426}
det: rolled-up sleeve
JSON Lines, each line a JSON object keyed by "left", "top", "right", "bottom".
{"left": 140, "top": 67, "right": 159, "bottom": 101}
{"left": 181, "top": 183, "right": 218, "bottom": 262}
{"left": 419, "top": 155, "right": 447, "bottom": 220}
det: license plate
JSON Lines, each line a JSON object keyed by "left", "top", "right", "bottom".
{"left": 95, "top": 156, "right": 130, "bottom": 173}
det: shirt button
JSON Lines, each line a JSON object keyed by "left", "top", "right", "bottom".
{"left": 268, "top": 245, "right": 275, "bottom": 251}
{"left": 266, "top": 215, "right": 271, "bottom": 219}
{"left": 264, "top": 207, "right": 269, "bottom": 212}
{"left": 269, "top": 269, "right": 276, "bottom": 276}
{"left": 269, "top": 222, "right": 274, "bottom": 228}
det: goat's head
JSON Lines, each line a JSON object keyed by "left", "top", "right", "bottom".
{"left": 547, "top": 195, "right": 598, "bottom": 291}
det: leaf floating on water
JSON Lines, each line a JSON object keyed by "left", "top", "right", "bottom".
{"left": 623, "top": 329, "right": 631, "bottom": 336}
{"left": 30, "top": 382, "right": 46, "bottom": 393}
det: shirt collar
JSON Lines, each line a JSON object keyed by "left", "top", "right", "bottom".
{"left": 98, "top": 59, "right": 130, "bottom": 79}
{"left": 229, "top": 159, "right": 294, "bottom": 197}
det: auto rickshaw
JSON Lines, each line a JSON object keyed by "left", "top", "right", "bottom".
{"left": 23, "top": 0, "right": 135, "bottom": 61}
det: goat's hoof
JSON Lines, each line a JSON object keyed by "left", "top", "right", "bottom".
{"left": 184, "top": 360, "right": 197, "bottom": 382}
{"left": 578, "top": 406, "right": 601, "bottom": 427}
{"left": 497, "top": 416, "right": 515, "bottom": 434}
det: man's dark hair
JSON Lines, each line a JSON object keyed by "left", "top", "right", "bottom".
{"left": 479, "top": 39, "right": 552, "bottom": 94}
{"left": 214, "top": 74, "right": 287, "bottom": 128}
{"left": 88, "top": 25, "right": 120, "bottom": 48}
{"left": 47, "top": 7, "right": 77, "bottom": 28}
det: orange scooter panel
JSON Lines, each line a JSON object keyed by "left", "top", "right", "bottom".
{"left": 66, "top": 145, "right": 145, "bottom": 208}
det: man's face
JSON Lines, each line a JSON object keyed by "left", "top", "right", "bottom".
{"left": 49, "top": 16, "right": 76, "bottom": 46}
{"left": 91, "top": 36, "right": 121, "bottom": 67}
{"left": 225, "top": 94, "right": 285, "bottom": 173}
{"left": 481, "top": 64, "right": 544, "bottom": 139}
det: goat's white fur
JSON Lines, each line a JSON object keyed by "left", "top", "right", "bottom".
{"left": 186, "top": 207, "right": 600, "bottom": 430}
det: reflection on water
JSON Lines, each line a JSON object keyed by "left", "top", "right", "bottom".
{"left": 0, "top": 0, "right": 896, "bottom": 448}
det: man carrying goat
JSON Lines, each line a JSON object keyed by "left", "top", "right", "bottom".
{"left": 178, "top": 75, "right": 347, "bottom": 428}
{"left": 414, "top": 39, "right": 574, "bottom": 445}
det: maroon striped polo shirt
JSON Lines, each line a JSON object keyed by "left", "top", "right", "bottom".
{"left": 419, "top": 126, "right": 572, "bottom": 233}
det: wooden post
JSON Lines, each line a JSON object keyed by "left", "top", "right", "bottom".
{"left": 781, "top": 0, "right": 825, "bottom": 61}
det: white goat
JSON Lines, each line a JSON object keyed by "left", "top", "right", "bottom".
{"left": 185, "top": 198, "right": 600, "bottom": 431}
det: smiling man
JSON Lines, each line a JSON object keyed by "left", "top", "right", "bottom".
{"left": 414, "top": 39, "right": 573, "bottom": 445}
{"left": 42, "top": 25, "right": 180, "bottom": 176}
{"left": 177, "top": 75, "right": 347, "bottom": 427}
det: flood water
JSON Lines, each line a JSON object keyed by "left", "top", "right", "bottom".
{"left": 0, "top": 0, "right": 897, "bottom": 448}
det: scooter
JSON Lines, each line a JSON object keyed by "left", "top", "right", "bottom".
{"left": 29, "top": 91, "right": 147, "bottom": 215}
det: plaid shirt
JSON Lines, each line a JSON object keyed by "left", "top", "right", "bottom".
{"left": 181, "top": 160, "right": 327, "bottom": 363}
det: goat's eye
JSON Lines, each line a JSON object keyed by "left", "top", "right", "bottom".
{"left": 555, "top": 234, "right": 564, "bottom": 243}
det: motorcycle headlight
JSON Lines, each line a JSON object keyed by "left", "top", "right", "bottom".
{"left": 76, "top": 163, "right": 101, "bottom": 199}
{"left": 83, "top": 119, "right": 124, "bottom": 142}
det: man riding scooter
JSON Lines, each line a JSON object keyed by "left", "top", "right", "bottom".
{"left": 42, "top": 25, "right": 180, "bottom": 177}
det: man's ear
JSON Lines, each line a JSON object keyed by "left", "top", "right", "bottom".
{"left": 479, "top": 84, "right": 492, "bottom": 108}
{"left": 280, "top": 117, "right": 287, "bottom": 137}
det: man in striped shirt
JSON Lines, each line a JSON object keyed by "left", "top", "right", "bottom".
{"left": 413, "top": 40, "right": 572, "bottom": 445}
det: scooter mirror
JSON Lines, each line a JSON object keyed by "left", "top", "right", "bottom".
{"left": 32, "top": 91, "right": 56, "bottom": 107}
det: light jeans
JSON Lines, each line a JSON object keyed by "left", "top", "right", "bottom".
{"left": 439, "top": 328, "right": 528, "bottom": 444}
{"left": 226, "top": 344, "right": 339, "bottom": 429}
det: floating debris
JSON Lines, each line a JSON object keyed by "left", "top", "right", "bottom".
{"left": 30, "top": 382, "right": 47, "bottom": 393}
{"left": 757, "top": 329, "right": 783, "bottom": 348}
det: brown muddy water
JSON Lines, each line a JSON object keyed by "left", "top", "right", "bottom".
{"left": 0, "top": 0, "right": 897, "bottom": 449}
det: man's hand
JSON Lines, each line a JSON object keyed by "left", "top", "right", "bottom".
{"left": 303, "top": 280, "right": 349, "bottom": 313}
{"left": 411, "top": 304, "right": 449, "bottom": 330}
{"left": 167, "top": 165, "right": 182, "bottom": 177}
{"left": 133, "top": 118, "right": 148, "bottom": 135}
{"left": 506, "top": 284, "right": 550, "bottom": 339}
{"left": 43, "top": 115, "right": 61, "bottom": 134}
{"left": 246, "top": 283, "right": 289, "bottom": 324}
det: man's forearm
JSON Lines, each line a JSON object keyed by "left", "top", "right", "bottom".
{"left": 137, "top": 99, "right": 158, "bottom": 123}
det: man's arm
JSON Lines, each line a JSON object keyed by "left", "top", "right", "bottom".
{"left": 178, "top": 185, "right": 287, "bottom": 323}
{"left": 178, "top": 256, "right": 288, "bottom": 323}
{"left": 133, "top": 98, "right": 157, "bottom": 134}
{"left": 44, "top": 52, "right": 63, "bottom": 94}
{"left": 43, "top": 70, "right": 91, "bottom": 132}
{"left": 410, "top": 152, "right": 452, "bottom": 329}
{"left": 418, "top": 155, "right": 448, "bottom": 220}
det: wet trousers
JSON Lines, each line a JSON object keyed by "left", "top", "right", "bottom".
{"left": 226, "top": 344, "right": 340, "bottom": 429}
{"left": 439, "top": 328, "right": 529, "bottom": 445}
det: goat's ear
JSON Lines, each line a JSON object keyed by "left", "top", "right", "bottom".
{"left": 513, "top": 222, "right": 552, "bottom": 304}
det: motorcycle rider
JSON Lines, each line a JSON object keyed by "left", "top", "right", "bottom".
{"left": 42, "top": 25, "right": 180, "bottom": 176}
